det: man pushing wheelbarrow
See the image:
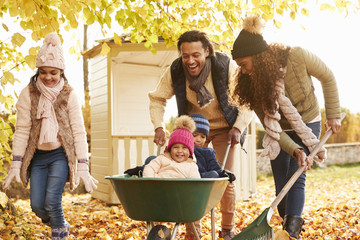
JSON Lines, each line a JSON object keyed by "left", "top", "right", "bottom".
{"left": 148, "top": 29, "right": 253, "bottom": 239}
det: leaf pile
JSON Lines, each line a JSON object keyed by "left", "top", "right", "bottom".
{"left": 1, "top": 164, "right": 359, "bottom": 239}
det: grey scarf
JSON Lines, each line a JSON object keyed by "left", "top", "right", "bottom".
{"left": 183, "top": 58, "right": 213, "bottom": 108}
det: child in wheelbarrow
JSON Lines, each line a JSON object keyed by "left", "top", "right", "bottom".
{"left": 125, "top": 113, "right": 235, "bottom": 239}
{"left": 185, "top": 113, "right": 236, "bottom": 240}
{"left": 125, "top": 113, "right": 235, "bottom": 180}
{"left": 190, "top": 113, "right": 236, "bottom": 180}
{"left": 142, "top": 115, "right": 200, "bottom": 178}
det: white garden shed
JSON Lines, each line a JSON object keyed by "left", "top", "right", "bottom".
{"left": 83, "top": 36, "right": 257, "bottom": 204}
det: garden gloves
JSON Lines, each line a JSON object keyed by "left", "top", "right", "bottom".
{"left": 2, "top": 160, "right": 22, "bottom": 191}
{"left": 219, "top": 169, "right": 236, "bottom": 183}
{"left": 124, "top": 166, "right": 143, "bottom": 177}
{"left": 75, "top": 163, "right": 99, "bottom": 193}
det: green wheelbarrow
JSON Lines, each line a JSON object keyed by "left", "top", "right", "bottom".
{"left": 106, "top": 174, "right": 229, "bottom": 240}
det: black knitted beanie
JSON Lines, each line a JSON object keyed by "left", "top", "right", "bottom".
{"left": 231, "top": 15, "right": 268, "bottom": 60}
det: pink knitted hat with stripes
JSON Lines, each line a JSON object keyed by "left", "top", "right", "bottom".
{"left": 167, "top": 115, "right": 196, "bottom": 156}
{"left": 36, "top": 33, "right": 65, "bottom": 70}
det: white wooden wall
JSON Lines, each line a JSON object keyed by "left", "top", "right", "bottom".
{"left": 111, "top": 63, "right": 165, "bottom": 136}
{"left": 89, "top": 54, "right": 115, "bottom": 203}
{"left": 234, "top": 117, "right": 257, "bottom": 201}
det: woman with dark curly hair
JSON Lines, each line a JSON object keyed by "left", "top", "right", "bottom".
{"left": 229, "top": 16, "right": 342, "bottom": 239}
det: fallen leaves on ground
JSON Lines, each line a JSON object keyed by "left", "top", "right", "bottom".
{"left": 1, "top": 165, "right": 359, "bottom": 239}
{"left": 274, "top": 229, "right": 294, "bottom": 240}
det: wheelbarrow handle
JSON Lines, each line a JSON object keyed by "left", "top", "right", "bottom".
{"left": 267, "top": 112, "right": 346, "bottom": 222}
{"left": 221, "top": 144, "right": 231, "bottom": 170}
{"left": 157, "top": 144, "right": 162, "bottom": 156}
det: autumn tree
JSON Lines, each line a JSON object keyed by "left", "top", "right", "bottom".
{"left": 1, "top": 0, "right": 359, "bottom": 179}
{"left": 165, "top": 115, "right": 177, "bottom": 133}
{"left": 320, "top": 108, "right": 360, "bottom": 143}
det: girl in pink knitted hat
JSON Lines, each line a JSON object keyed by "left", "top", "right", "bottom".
{"left": 143, "top": 115, "right": 201, "bottom": 239}
{"left": 143, "top": 115, "right": 201, "bottom": 179}
{"left": 3, "top": 32, "right": 98, "bottom": 240}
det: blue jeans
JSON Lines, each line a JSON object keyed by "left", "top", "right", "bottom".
{"left": 30, "top": 147, "right": 69, "bottom": 228}
{"left": 270, "top": 121, "right": 321, "bottom": 217}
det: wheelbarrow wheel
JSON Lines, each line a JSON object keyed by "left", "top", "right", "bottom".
{"left": 147, "top": 224, "right": 171, "bottom": 240}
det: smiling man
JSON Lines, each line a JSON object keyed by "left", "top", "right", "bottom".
{"left": 148, "top": 30, "right": 253, "bottom": 240}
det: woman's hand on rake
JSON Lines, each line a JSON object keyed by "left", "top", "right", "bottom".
{"left": 325, "top": 118, "right": 341, "bottom": 134}
{"left": 294, "top": 149, "right": 313, "bottom": 172}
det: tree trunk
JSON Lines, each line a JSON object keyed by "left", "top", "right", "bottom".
{"left": 83, "top": 24, "right": 91, "bottom": 153}
{"left": 83, "top": 24, "right": 89, "bottom": 110}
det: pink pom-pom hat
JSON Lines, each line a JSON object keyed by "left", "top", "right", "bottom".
{"left": 36, "top": 32, "right": 65, "bottom": 70}
{"left": 166, "top": 115, "right": 196, "bottom": 156}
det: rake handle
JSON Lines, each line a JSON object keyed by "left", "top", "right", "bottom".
{"left": 268, "top": 113, "right": 345, "bottom": 215}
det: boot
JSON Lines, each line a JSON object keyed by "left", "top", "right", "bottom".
{"left": 147, "top": 225, "right": 171, "bottom": 240}
{"left": 51, "top": 222, "right": 69, "bottom": 240}
{"left": 283, "top": 215, "right": 304, "bottom": 239}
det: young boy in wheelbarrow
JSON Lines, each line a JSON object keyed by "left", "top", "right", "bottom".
{"left": 125, "top": 113, "right": 236, "bottom": 239}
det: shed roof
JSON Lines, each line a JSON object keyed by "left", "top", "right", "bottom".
{"left": 82, "top": 34, "right": 176, "bottom": 59}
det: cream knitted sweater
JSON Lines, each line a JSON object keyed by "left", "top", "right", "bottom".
{"left": 149, "top": 59, "right": 254, "bottom": 132}
{"left": 13, "top": 85, "right": 88, "bottom": 160}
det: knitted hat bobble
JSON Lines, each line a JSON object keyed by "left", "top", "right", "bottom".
{"left": 167, "top": 115, "right": 196, "bottom": 157}
{"left": 189, "top": 113, "right": 210, "bottom": 138}
{"left": 231, "top": 15, "right": 268, "bottom": 60}
{"left": 36, "top": 32, "right": 65, "bottom": 70}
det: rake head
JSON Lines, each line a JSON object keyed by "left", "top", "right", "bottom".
{"left": 232, "top": 208, "right": 274, "bottom": 240}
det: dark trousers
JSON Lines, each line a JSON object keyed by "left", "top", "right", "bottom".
{"left": 270, "top": 121, "right": 321, "bottom": 217}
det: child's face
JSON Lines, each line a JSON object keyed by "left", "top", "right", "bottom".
{"left": 170, "top": 143, "right": 190, "bottom": 163}
{"left": 193, "top": 132, "right": 206, "bottom": 147}
{"left": 38, "top": 67, "right": 62, "bottom": 87}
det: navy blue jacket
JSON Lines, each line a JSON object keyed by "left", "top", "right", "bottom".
{"left": 194, "top": 146, "right": 222, "bottom": 175}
